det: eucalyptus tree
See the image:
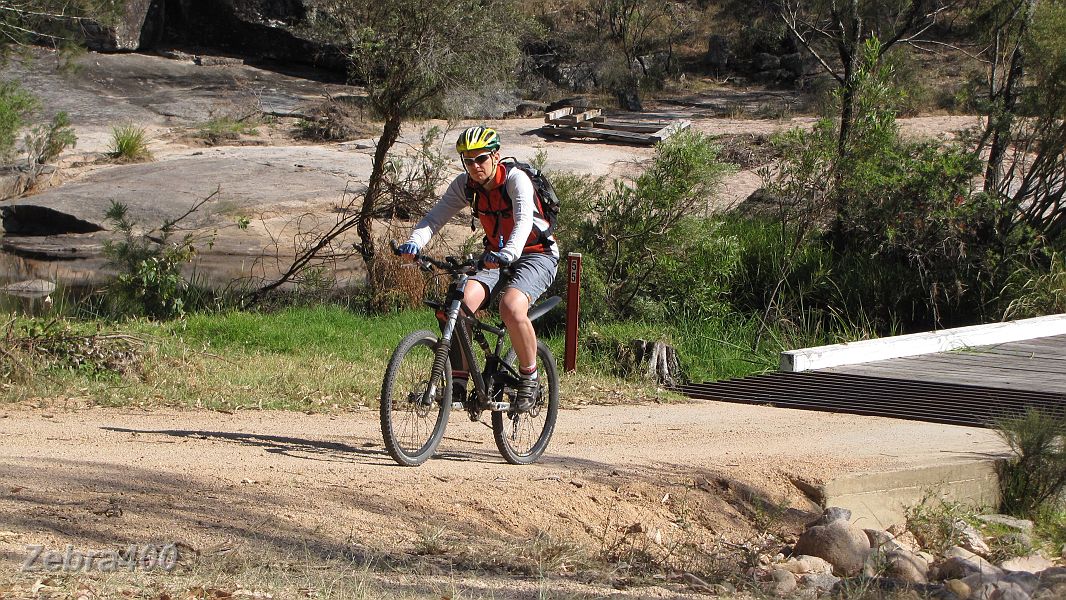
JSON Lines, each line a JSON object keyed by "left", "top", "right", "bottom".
{"left": 250, "top": 0, "right": 522, "bottom": 299}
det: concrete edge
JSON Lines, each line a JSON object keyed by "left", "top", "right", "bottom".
{"left": 780, "top": 313, "right": 1066, "bottom": 372}
{"left": 821, "top": 459, "right": 1004, "bottom": 529}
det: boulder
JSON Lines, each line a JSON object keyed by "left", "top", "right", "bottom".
{"left": 778, "top": 555, "right": 834, "bottom": 575}
{"left": 971, "top": 580, "right": 1032, "bottom": 600}
{"left": 880, "top": 549, "right": 929, "bottom": 584}
{"left": 865, "top": 528, "right": 895, "bottom": 550}
{"left": 940, "top": 546, "right": 1004, "bottom": 580}
{"left": 943, "top": 579, "right": 970, "bottom": 600}
{"left": 956, "top": 520, "right": 992, "bottom": 556}
{"left": 83, "top": 0, "right": 155, "bottom": 50}
{"left": 976, "top": 514, "right": 1034, "bottom": 532}
{"left": 752, "top": 52, "right": 781, "bottom": 72}
{"left": 780, "top": 52, "right": 808, "bottom": 79}
{"left": 769, "top": 569, "right": 797, "bottom": 597}
{"left": 1001, "top": 555, "right": 1054, "bottom": 574}
{"left": 1002, "top": 571, "right": 1041, "bottom": 594}
{"left": 808, "top": 507, "right": 852, "bottom": 527}
{"left": 794, "top": 519, "right": 871, "bottom": 576}
{"left": 800, "top": 572, "right": 840, "bottom": 593}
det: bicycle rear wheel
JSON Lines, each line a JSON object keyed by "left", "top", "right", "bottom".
{"left": 492, "top": 341, "right": 559, "bottom": 465}
{"left": 380, "top": 330, "right": 451, "bottom": 466}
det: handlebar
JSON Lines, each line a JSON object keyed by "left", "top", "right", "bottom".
{"left": 390, "top": 240, "right": 479, "bottom": 275}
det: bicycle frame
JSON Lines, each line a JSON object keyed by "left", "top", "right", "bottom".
{"left": 429, "top": 272, "right": 520, "bottom": 414}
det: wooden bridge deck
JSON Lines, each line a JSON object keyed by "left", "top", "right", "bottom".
{"left": 822, "top": 333, "right": 1066, "bottom": 395}
{"left": 675, "top": 332, "right": 1065, "bottom": 427}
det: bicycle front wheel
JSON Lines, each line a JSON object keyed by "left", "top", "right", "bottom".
{"left": 492, "top": 341, "right": 559, "bottom": 465}
{"left": 380, "top": 330, "right": 451, "bottom": 466}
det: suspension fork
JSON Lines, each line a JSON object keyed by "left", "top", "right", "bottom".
{"left": 424, "top": 279, "right": 468, "bottom": 404}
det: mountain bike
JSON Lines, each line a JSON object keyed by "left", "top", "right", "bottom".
{"left": 380, "top": 243, "right": 561, "bottom": 467}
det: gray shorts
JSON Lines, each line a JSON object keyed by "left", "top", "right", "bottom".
{"left": 472, "top": 253, "right": 559, "bottom": 306}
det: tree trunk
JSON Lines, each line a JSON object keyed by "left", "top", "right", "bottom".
{"left": 358, "top": 114, "right": 402, "bottom": 266}
{"left": 984, "top": 0, "right": 1036, "bottom": 194}
{"left": 830, "top": 0, "right": 862, "bottom": 246}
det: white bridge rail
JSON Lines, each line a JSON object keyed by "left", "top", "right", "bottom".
{"left": 780, "top": 314, "right": 1066, "bottom": 372}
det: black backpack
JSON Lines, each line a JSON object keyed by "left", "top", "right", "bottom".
{"left": 500, "top": 158, "right": 561, "bottom": 227}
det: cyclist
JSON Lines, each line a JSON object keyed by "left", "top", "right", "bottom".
{"left": 397, "top": 126, "right": 559, "bottom": 411}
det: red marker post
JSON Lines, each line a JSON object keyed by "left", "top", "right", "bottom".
{"left": 564, "top": 252, "right": 582, "bottom": 372}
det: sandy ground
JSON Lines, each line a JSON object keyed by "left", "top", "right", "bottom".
{"left": 0, "top": 401, "right": 1004, "bottom": 596}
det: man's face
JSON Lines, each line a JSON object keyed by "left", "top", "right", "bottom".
{"left": 461, "top": 149, "right": 498, "bottom": 184}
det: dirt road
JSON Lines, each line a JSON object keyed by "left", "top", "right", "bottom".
{"left": 0, "top": 401, "right": 1003, "bottom": 597}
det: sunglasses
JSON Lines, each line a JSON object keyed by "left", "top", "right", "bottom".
{"left": 461, "top": 152, "right": 494, "bottom": 167}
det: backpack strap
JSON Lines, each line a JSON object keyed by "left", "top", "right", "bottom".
{"left": 498, "top": 158, "right": 555, "bottom": 250}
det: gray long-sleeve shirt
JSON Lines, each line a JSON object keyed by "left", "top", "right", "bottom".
{"left": 406, "top": 167, "right": 558, "bottom": 262}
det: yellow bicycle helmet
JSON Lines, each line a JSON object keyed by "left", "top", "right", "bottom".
{"left": 455, "top": 126, "right": 500, "bottom": 154}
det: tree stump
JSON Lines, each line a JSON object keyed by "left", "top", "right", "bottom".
{"left": 626, "top": 339, "right": 684, "bottom": 387}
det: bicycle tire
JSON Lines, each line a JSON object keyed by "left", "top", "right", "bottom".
{"left": 492, "top": 341, "right": 559, "bottom": 465}
{"left": 380, "top": 330, "right": 451, "bottom": 466}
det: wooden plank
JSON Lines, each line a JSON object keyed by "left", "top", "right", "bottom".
{"left": 579, "top": 120, "right": 670, "bottom": 133}
{"left": 542, "top": 125, "right": 658, "bottom": 144}
{"left": 651, "top": 120, "right": 691, "bottom": 143}
{"left": 544, "top": 106, "right": 573, "bottom": 122}
{"left": 550, "top": 108, "right": 602, "bottom": 126}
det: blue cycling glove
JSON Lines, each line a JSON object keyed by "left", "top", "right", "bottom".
{"left": 396, "top": 242, "right": 420, "bottom": 256}
{"left": 478, "top": 251, "right": 511, "bottom": 270}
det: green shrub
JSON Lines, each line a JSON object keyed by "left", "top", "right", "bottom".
{"left": 761, "top": 37, "right": 1059, "bottom": 334}
{"left": 108, "top": 124, "right": 152, "bottom": 162}
{"left": 996, "top": 408, "right": 1066, "bottom": 518}
{"left": 24, "top": 111, "right": 76, "bottom": 165}
{"left": 197, "top": 116, "right": 259, "bottom": 145}
{"left": 102, "top": 201, "right": 195, "bottom": 319}
{"left": 550, "top": 130, "right": 734, "bottom": 322}
{"left": 0, "top": 79, "right": 38, "bottom": 163}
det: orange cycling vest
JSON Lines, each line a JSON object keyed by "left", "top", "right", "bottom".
{"left": 465, "top": 163, "right": 554, "bottom": 254}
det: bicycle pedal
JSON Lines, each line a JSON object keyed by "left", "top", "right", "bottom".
{"left": 487, "top": 401, "right": 510, "bottom": 411}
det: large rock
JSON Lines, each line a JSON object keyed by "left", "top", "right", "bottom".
{"left": 81, "top": 0, "right": 347, "bottom": 72}
{"left": 1001, "top": 555, "right": 1054, "bottom": 574}
{"left": 778, "top": 555, "right": 834, "bottom": 575}
{"left": 976, "top": 514, "right": 1034, "bottom": 533}
{"left": 882, "top": 549, "right": 929, "bottom": 584}
{"left": 941, "top": 546, "right": 1004, "bottom": 580}
{"left": 971, "top": 580, "right": 1033, "bottom": 600}
{"left": 794, "top": 519, "right": 871, "bottom": 576}
{"left": 769, "top": 569, "right": 797, "bottom": 597}
{"left": 2, "top": 148, "right": 367, "bottom": 237}
{"left": 83, "top": 0, "right": 156, "bottom": 50}
{"left": 957, "top": 519, "right": 992, "bottom": 556}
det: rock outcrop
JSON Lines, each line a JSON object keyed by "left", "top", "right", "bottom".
{"left": 761, "top": 508, "right": 1065, "bottom": 600}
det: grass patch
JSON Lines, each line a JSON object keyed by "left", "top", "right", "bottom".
{"left": 108, "top": 124, "right": 152, "bottom": 162}
{"left": 0, "top": 305, "right": 692, "bottom": 410}
{"left": 580, "top": 315, "right": 781, "bottom": 384}
{"left": 196, "top": 116, "right": 260, "bottom": 144}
